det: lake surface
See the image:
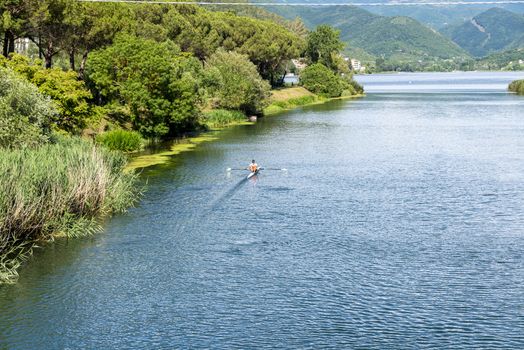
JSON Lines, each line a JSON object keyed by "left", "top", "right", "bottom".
{"left": 1, "top": 72, "right": 524, "bottom": 349}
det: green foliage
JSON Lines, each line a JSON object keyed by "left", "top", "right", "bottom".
{"left": 342, "top": 76, "right": 364, "bottom": 95}
{"left": 306, "top": 25, "right": 345, "bottom": 71}
{"left": 202, "top": 109, "right": 247, "bottom": 128}
{"left": 1, "top": 54, "right": 93, "bottom": 133}
{"left": 86, "top": 35, "right": 202, "bottom": 139}
{"left": 96, "top": 129, "right": 143, "bottom": 152}
{"left": 300, "top": 63, "right": 344, "bottom": 98}
{"left": 509, "top": 79, "right": 524, "bottom": 95}
{"left": 0, "top": 136, "right": 141, "bottom": 283}
{"left": 203, "top": 49, "right": 270, "bottom": 114}
{"left": 0, "top": 67, "right": 54, "bottom": 149}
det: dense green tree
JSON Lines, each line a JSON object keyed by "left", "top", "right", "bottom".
{"left": 64, "top": 2, "right": 133, "bottom": 76}
{"left": 86, "top": 35, "right": 202, "bottom": 138}
{"left": 306, "top": 25, "right": 345, "bottom": 72}
{"left": 25, "top": 0, "right": 72, "bottom": 68}
{"left": 0, "top": 67, "right": 54, "bottom": 149}
{"left": 203, "top": 49, "right": 270, "bottom": 114}
{"left": 161, "top": 7, "right": 305, "bottom": 85}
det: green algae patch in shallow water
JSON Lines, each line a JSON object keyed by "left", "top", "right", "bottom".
{"left": 125, "top": 128, "right": 244, "bottom": 172}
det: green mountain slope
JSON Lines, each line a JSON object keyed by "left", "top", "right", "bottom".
{"left": 442, "top": 8, "right": 524, "bottom": 57}
{"left": 264, "top": 5, "right": 469, "bottom": 62}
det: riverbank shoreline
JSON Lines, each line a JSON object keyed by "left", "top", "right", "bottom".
{"left": 264, "top": 87, "right": 364, "bottom": 116}
{"left": 126, "top": 88, "right": 364, "bottom": 171}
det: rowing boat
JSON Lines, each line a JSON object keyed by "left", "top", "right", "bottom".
{"left": 247, "top": 168, "right": 260, "bottom": 179}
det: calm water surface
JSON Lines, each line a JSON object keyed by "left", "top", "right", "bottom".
{"left": 1, "top": 72, "right": 524, "bottom": 349}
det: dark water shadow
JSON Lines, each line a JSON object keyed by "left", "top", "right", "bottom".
{"left": 208, "top": 176, "right": 250, "bottom": 212}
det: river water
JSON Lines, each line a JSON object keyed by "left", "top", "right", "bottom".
{"left": 1, "top": 72, "right": 524, "bottom": 349}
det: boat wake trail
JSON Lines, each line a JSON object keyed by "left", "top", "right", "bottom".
{"left": 208, "top": 177, "right": 248, "bottom": 212}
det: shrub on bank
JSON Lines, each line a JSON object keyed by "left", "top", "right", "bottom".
{"left": 300, "top": 63, "right": 364, "bottom": 98}
{"left": 0, "top": 68, "right": 54, "bottom": 149}
{"left": 201, "top": 110, "right": 247, "bottom": 128}
{"left": 96, "top": 129, "right": 143, "bottom": 152}
{"left": 343, "top": 77, "right": 364, "bottom": 95}
{"left": 300, "top": 63, "right": 344, "bottom": 97}
{"left": 1, "top": 54, "right": 94, "bottom": 134}
{"left": 0, "top": 137, "right": 141, "bottom": 283}
{"left": 509, "top": 79, "right": 524, "bottom": 95}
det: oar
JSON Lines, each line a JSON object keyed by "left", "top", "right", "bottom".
{"left": 259, "top": 167, "right": 287, "bottom": 171}
{"left": 227, "top": 167, "right": 288, "bottom": 172}
{"left": 227, "top": 167, "right": 248, "bottom": 171}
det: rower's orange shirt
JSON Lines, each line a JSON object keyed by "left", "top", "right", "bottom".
{"left": 249, "top": 164, "right": 258, "bottom": 172}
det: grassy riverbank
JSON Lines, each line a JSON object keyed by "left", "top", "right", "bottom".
{"left": 509, "top": 79, "right": 524, "bottom": 95}
{"left": 0, "top": 137, "right": 140, "bottom": 283}
{"left": 264, "top": 87, "right": 363, "bottom": 115}
{"left": 264, "top": 87, "right": 322, "bottom": 115}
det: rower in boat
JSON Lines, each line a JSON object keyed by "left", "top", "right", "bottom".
{"left": 247, "top": 159, "right": 259, "bottom": 179}
{"left": 248, "top": 160, "right": 258, "bottom": 172}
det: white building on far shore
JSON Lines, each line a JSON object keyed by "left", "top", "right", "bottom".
{"left": 349, "top": 58, "right": 366, "bottom": 73}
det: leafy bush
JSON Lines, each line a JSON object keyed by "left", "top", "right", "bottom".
{"left": 202, "top": 109, "right": 247, "bottom": 128}
{"left": 86, "top": 35, "right": 202, "bottom": 139}
{"left": 0, "top": 137, "right": 141, "bottom": 283}
{"left": 300, "top": 64, "right": 364, "bottom": 98}
{"left": 0, "top": 67, "right": 55, "bottom": 149}
{"left": 300, "top": 63, "right": 344, "bottom": 98}
{"left": 203, "top": 49, "right": 270, "bottom": 115}
{"left": 96, "top": 129, "right": 143, "bottom": 152}
{"left": 1, "top": 54, "right": 94, "bottom": 134}
{"left": 343, "top": 77, "right": 364, "bottom": 95}
{"left": 509, "top": 79, "right": 524, "bottom": 95}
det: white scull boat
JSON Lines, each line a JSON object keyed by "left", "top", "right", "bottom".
{"left": 247, "top": 168, "right": 260, "bottom": 179}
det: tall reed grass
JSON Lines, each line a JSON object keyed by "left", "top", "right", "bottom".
{"left": 202, "top": 109, "right": 247, "bottom": 128}
{"left": 0, "top": 137, "right": 141, "bottom": 283}
{"left": 96, "top": 129, "right": 144, "bottom": 152}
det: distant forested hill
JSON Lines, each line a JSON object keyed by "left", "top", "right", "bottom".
{"left": 263, "top": 5, "right": 469, "bottom": 63}
{"left": 441, "top": 8, "right": 524, "bottom": 57}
